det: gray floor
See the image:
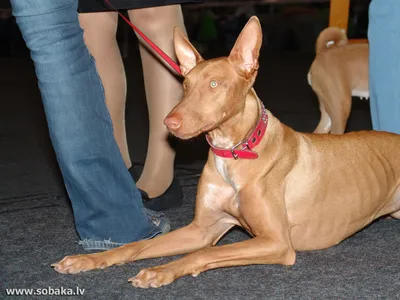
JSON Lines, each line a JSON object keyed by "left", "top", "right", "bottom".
{"left": 2, "top": 46, "right": 399, "bottom": 300}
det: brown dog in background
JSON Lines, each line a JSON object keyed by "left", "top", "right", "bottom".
{"left": 308, "top": 27, "right": 369, "bottom": 134}
{"left": 52, "top": 17, "right": 400, "bottom": 289}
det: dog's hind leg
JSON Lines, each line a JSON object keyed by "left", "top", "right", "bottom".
{"left": 375, "top": 184, "right": 400, "bottom": 219}
{"left": 388, "top": 185, "right": 400, "bottom": 219}
{"left": 314, "top": 101, "right": 332, "bottom": 134}
{"left": 324, "top": 88, "right": 352, "bottom": 135}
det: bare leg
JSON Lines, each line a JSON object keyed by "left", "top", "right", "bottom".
{"left": 128, "top": 5, "right": 186, "bottom": 197}
{"left": 78, "top": 12, "right": 131, "bottom": 168}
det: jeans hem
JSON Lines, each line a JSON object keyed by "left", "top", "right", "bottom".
{"left": 78, "top": 228, "right": 162, "bottom": 251}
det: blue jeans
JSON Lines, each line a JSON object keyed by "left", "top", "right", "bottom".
{"left": 10, "top": 0, "right": 160, "bottom": 249}
{"left": 369, "top": 0, "right": 400, "bottom": 134}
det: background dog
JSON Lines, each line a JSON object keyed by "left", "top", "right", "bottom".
{"left": 308, "top": 27, "right": 369, "bottom": 134}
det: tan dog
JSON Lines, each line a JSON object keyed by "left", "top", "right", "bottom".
{"left": 52, "top": 17, "right": 400, "bottom": 289}
{"left": 308, "top": 27, "right": 369, "bottom": 134}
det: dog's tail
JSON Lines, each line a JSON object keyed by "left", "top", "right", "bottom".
{"left": 315, "top": 27, "right": 348, "bottom": 55}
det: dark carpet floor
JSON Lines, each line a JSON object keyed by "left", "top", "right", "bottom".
{"left": 2, "top": 44, "right": 400, "bottom": 299}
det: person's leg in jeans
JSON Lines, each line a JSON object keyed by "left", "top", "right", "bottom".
{"left": 10, "top": 0, "right": 169, "bottom": 250}
{"left": 77, "top": 5, "right": 186, "bottom": 211}
{"left": 368, "top": 0, "right": 400, "bottom": 134}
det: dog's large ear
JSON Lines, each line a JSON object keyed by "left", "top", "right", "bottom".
{"left": 228, "top": 16, "right": 262, "bottom": 79}
{"left": 174, "top": 27, "right": 204, "bottom": 76}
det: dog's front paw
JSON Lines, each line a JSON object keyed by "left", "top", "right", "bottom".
{"left": 51, "top": 253, "right": 107, "bottom": 274}
{"left": 128, "top": 266, "right": 177, "bottom": 288}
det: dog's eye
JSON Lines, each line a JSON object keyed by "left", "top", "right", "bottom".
{"left": 210, "top": 80, "right": 218, "bottom": 88}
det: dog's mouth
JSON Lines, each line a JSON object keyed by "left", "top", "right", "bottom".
{"left": 171, "top": 122, "right": 217, "bottom": 140}
{"left": 201, "top": 122, "right": 217, "bottom": 133}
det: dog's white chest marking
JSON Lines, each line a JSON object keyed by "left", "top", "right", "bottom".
{"left": 212, "top": 135, "right": 241, "bottom": 189}
{"left": 203, "top": 181, "right": 240, "bottom": 219}
{"left": 215, "top": 156, "right": 229, "bottom": 182}
{"left": 203, "top": 183, "right": 221, "bottom": 210}
{"left": 212, "top": 135, "right": 234, "bottom": 148}
{"left": 211, "top": 134, "right": 233, "bottom": 182}
{"left": 352, "top": 88, "right": 370, "bottom": 100}
{"left": 214, "top": 155, "right": 241, "bottom": 191}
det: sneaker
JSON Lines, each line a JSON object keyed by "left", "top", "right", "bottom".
{"left": 79, "top": 209, "right": 171, "bottom": 251}
{"left": 144, "top": 208, "right": 171, "bottom": 235}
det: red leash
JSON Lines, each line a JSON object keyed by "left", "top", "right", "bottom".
{"left": 104, "top": 0, "right": 182, "bottom": 75}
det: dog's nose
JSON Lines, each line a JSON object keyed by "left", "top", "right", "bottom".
{"left": 164, "top": 114, "right": 182, "bottom": 130}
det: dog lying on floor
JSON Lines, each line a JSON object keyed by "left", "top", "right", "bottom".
{"left": 52, "top": 16, "right": 400, "bottom": 289}
{"left": 307, "top": 27, "right": 369, "bottom": 134}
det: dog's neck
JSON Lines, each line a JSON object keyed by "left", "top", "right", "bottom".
{"left": 208, "top": 89, "right": 262, "bottom": 149}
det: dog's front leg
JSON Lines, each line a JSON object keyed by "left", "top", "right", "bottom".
{"left": 51, "top": 223, "right": 213, "bottom": 274}
{"left": 52, "top": 165, "right": 236, "bottom": 275}
{"left": 130, "top": 184, "right": 296, "bottom": 288}
{"left": 130, "top": 235, "right": 295, "bottom": 288}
